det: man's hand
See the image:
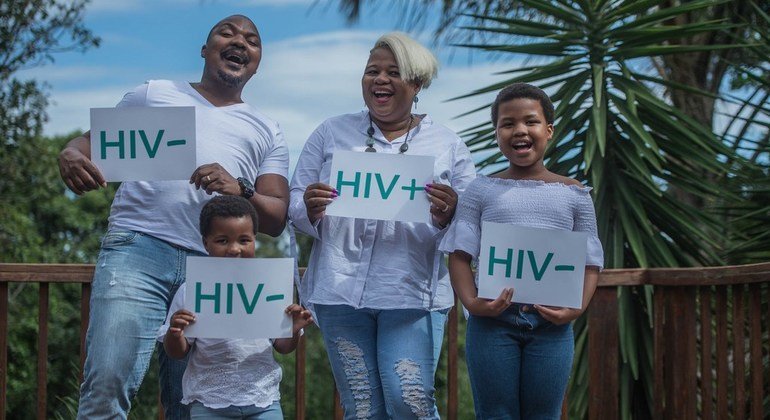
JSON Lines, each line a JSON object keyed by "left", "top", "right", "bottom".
{"left": 190, "top": 163, "right": 240, "bottom": 195}
{"left": 58, "top": 133, "right": 106, "bottom": 195}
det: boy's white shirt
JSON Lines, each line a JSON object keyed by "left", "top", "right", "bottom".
{"left": 158, "top": 282, "right": 282, "bottom": 409}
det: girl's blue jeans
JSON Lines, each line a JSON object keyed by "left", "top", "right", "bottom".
{"left": 76, "top": 230, "right": 199, "bottom": 419}
{"left": 314, "top": 304, "right": 448, "bottom": 420}
{"left": 466, "top": 305, "right": 574, "bottom": 420}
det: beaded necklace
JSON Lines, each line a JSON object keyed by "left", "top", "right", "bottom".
{"left": 365, "top": 113, "right": 414, "bottom": 153}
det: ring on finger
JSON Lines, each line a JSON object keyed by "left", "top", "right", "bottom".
{"left": 442, "top": 204, "right": 450, "bottom": 213}
{"left": 204, "top": 175, "right": 211, "bottom": 183}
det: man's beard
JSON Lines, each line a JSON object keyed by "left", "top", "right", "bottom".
{"left": 217, "top": 70, "right": 243, "bottom": 88}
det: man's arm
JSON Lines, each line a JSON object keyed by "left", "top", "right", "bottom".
{"left": 252, "top": 173, "right": 289, "bottom": 237}
{"left": 58, "top": 131, "right": 107, "bottom": 195}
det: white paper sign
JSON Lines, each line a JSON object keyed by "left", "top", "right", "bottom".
{"left": 326, "top": 151, "right": 434, "bottom": 223}
{"left": 478, "top": 222, "right": 587, "bottom": 309}
{"left": 184, "top": 257, "right": 294, "bottom": 339}
{"left": 90, "top": 106, "right": 196, "bottom": 181}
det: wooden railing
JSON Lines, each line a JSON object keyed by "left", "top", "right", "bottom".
{"left": 1, "top": 262, "right": 769, "bottom": 419}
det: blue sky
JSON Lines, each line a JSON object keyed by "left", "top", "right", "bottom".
{"left": 21, "top": 0, "right": 513, "bottom": 167}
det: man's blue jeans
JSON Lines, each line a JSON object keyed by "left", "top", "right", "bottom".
{"left": 466, "top": 305, "right": 574, "bottom": 420}
{"left": 77, "top": 230, "right": 198, "bottom": 419}
{"left": 314, "top": 304, "right": 447, "bottom": 420}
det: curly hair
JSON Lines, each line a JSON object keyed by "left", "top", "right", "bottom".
{"left": 199, "top": 195, "right": 259, "bottom": 238}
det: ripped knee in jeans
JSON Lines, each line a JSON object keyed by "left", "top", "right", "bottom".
{"left": 335, "top": 337, "right": 372, "bottom": 419}
{"left": 394, "top": 359, "right": 432, "bottom": 419}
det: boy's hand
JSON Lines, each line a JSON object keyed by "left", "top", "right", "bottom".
{"left": 285, "top": 304, "right": 313, "bottom": 335}
{"left": 533, "top": 305, "right": 582, "bottom": 325}
{"left": 467, "top": 288, "right": 513, "bottom": 317}
{"left": 168, "top": 310, "right": 196, "bottom": 338}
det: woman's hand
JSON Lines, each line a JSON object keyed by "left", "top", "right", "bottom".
{"left": 533, "top": 305, "right": 582, "bottom": 325}
{"left": 426, "top": 183, "right": 458, "bottom": 228}
{"left": 303, "top": 183, "right": 337, "bottom": 224}
{"left": 466, "top": 288, "right": 514, "bottom": 317}
{"left": 190, "top": 163, "right": 240, "bottom": 196}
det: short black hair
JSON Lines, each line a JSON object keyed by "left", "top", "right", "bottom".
{"left": 205, "top": 14, "right": 257, "bottom": 43}
{"left": 491, "top": 83, "right": 555, "bottom": 126}
{"left": 199, "top": 195, "right": 259, "bottom": 238}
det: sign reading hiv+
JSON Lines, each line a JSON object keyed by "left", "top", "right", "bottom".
{"left": 326, "top": 151, "right": 434, "bottom": 223}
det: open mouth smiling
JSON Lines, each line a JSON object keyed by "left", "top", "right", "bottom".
{"left": 512, "top": 140, "right": 533, "bottom": 151}
{"left": 221, "top": 49, "right": 248, "bottom": 67}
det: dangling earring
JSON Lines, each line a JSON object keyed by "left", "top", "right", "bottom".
{"left": 413, "top": 95, "right": 419, "bottom": 110}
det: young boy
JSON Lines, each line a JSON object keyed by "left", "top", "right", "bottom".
{"left": 161, "top": 195, "right": 312, "bottom": 418}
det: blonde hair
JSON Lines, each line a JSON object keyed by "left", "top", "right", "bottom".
{"left": 372, "top": 32, "right": 438, "bottom": 89}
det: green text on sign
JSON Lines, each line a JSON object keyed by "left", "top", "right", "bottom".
{"left": 195, "top": 282, "right": 286, "bottom": 314}
{"left": 99, "top": 129, "right": 186, "bottom": 159}
{"left": 336, "top": 171, "right": 425, "bottom": 200}
{"left": 487, "top": 246, "right": 574, "bottom": 281}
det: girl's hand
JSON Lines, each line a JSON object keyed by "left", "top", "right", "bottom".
{"left": 533, "top": 305, "right": 582, "bottom": 325}
{"left": 168, "top": 310, "right": 196, "bottom": 338}
{"left": 303, "top": 183, "right": 337, "bottom": 224}
{"left": 467, "top": 288, "right": 514, "bottom": 317}
{"left": 426, "top": 183, "right": 457, "bottom": 228}
{"left": 286, "top": 304, "right": 314, "bottom": 335}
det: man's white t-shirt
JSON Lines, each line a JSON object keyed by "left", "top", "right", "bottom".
{"left": 107, "top": 80, "right": 289, "bottom": 253}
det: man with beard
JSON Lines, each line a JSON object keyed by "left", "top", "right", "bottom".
{"left": 57, "top": 15, "right": 289, "bottom": 419}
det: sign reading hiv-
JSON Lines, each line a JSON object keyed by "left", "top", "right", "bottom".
{"left": 326, "top": 151, "right": 435, "bottom": 223}
{"left": 90, "top": 106, "right": 196, "bottom": 181}
{"left": 478, "top": 222, "right": 587, "bottom": 309}
{"left": 183, "top": 257, "right": 294, "bottom": 339}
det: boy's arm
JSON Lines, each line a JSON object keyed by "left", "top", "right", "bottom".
{"left": 164, "top": 310, "right": 196, "bottom": 359}
{"left": 272, "top": 304, "right": 313, "bottom": 354}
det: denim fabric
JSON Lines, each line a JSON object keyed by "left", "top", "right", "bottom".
{"left": 314, "top": 304, "right": 447, "bottom": 420}
{"left": 77, "top": 230, "right": 199, "bottom": 419}
{"left": 188, "top": 400, "right": 283, "bottom": 419}
{"left": 466, "top": 305, "right": 574, "bottom": 420}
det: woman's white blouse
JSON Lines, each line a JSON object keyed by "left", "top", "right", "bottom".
{"left": 289, "top": 111, "right": 476, "bottom": 310}
{"left": 439, "top": 176, "right": 604, "bottom": 271}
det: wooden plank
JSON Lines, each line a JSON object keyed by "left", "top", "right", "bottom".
{"left": 333, "top": 387, "right": 343, "bottom": 420}
{"left": 37, "top": 283, "right": 49, "bottom": 420}
{"left": 699, "top": 286, "right": 714, "bottom": 420}
{"left": 653, "top": 287, "right": 665, "bottom": 419}
{"left": 663, "top": 286, "right": 697, "bottom": 418}
{"left": 716, "top": 286, "right": 729, "bottom": 418}
{"left": 0, "top": 264, "right": 94, "bottom": 283}
{"left": 588, "top": 287, "right": 618, "bottom": 420}
{"left": 447, "top": 297, "right": 458, "bottom": 420}
{"left": 295, "top": 335, "right": 306, "bottom": 420}
{"left": 748, "top": 284, "right": 762, "bottom": 420}
{"left": 0, "top": 282, "right": 7, "bottom": 420}
{"left": 645, "top": 263, "right": 770, "bottom": 286}
{"left": 733, "top": 285, "right": 746, "bottom": 420}
{"left": 597, "top": 269, "right": 646, "bottom": 286}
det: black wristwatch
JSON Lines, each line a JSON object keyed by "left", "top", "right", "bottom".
{"left": 237, "top": 177, "right": 254, "bottom": 199}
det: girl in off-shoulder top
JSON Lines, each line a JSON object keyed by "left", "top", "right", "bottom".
{"left": 439, "top": 83, "right": 604, "bottom": 419}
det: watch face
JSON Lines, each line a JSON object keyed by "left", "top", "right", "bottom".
{"left": 238, "top": 177, "right": 254, "bottom": 198}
